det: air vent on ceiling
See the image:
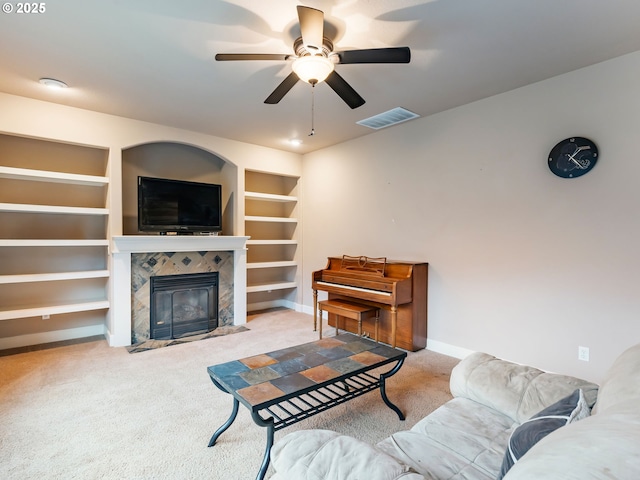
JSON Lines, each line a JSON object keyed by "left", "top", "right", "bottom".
{"left": 356, "top": 107, "right": 420, "bottom": 130}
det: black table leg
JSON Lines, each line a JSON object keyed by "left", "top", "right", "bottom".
{"left": 251, "top": 411, "right": 275, "bottom": 480}
{"left": 208, "top": 397, "right": 239, "bottom": 447}
{"left": 379, "top": 358, "right": 405, "bottom": 420}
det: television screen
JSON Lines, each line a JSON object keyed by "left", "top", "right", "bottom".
{"left": 138, "top": 176, "right": 222, "bottom": 234}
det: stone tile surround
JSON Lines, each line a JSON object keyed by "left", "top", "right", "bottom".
{"left": 131, "top": 250, "right": 234, "bottom": 344}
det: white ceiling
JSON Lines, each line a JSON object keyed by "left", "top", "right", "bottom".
{"left": 1, "top": 0, "right": 640, "bottom": 154}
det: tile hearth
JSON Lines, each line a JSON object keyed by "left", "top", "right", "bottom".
{"left": 126, "top": 325, "right": 249, "bottom": 353}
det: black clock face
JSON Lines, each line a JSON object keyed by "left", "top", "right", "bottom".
{"left": 548, "top": 137, "right": 598, "bottom": 178}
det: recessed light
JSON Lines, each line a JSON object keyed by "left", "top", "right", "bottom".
{"left": 289, "top": 139, "right": 302, "bottom": 146}
{"left": 39, "top": 78, "right": 68, "bottom": 89}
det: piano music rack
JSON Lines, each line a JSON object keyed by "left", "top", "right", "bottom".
{"left": 340, "top": 255, "right": 386, "bottom": 277}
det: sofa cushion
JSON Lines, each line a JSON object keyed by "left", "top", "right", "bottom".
{"left": 270, "top": 429, "right": 424, "bottom": 480}
{"left": 450, "top": 352, "right": 598, "bottom": 424}
{"left": 377, "top": 397, "right": 514, "bottom": 480}
{"left": 497, "top": 388, "right": 590, "bottom": 479}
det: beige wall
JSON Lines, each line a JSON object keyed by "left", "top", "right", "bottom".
{"left": 302, "top": 50, "right": 640, "bottom": 383}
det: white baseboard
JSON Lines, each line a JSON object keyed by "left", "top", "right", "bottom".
{"left": 248, "top": 299, "right": 301, "bottom": 313}
{"left": 300, "top": 304, "right": 315, "bottom": 316}
{"left": 426, "top": 338, "right": 474, "bottom": 360}
{"left": 0, "top": 324, "right": 106, "bottom": 350}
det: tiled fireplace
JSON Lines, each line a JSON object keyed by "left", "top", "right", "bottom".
{"left": 131, "top": 252, "right": 230, "bottom": 343}
{"left": 149, "top": 271, "right": 219, "bottom": 340}
{"left": 109, "top": 236, "right": 249, "bottom": 347}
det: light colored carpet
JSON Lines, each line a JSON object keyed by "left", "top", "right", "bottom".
{"left": 0, "top": 309, "right": 459, "bottom": 480}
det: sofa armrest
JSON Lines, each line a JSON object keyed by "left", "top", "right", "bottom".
{"left": 450, "top": 352, "right": 598, "bottom": 424}
{"left": 502, "top": 411, "right": 640, "bottom": 479}
{"left": 270, "top": 429, "right": 424, "bottom": 480}
{"left": 593, "top": 343, "right": 640, "bottom": 414}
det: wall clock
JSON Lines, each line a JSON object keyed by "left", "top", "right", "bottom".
{"left": 548, "top": 137, "right": 598, "bottom": 178}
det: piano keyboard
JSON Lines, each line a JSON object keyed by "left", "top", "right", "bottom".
{"left": 315, "top": 281, "right": 392, "bottom": 296}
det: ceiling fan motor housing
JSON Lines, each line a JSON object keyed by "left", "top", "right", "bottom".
{"left": 294, "top": 37, "right": 334, "bottom": 59}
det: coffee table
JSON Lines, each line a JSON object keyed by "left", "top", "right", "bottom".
{"left": 206, "top": 332, "right": 407, "bottom": 480}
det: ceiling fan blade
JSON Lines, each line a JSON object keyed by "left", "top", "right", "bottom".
{"left": 297, "top": 5, "right": 324, "bottom": 53}
{"left": 264, "top": 72, "right": 300, "bottom": 104}
{"left": 335, "top": 47, "right": 411, "bottom": 64}
{"left": 325, "top": 71, "right": 365, "bottom": 109}
{"left": 215, "top": 53, "right": 290, "bottom": 61}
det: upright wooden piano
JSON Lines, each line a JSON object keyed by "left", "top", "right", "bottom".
{"left": 312, "top": 256, "right": 428, "bottom": 351}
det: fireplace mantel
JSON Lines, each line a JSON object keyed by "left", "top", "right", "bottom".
{"left": 108, "top": 235, "right": 249, "bottom": 347}
{"left": 111, "top": 235, "right": 249, "bottom": 254}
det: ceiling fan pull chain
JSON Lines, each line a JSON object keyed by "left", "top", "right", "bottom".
{"left": 309, "top": 82, "right": 316, "bottom": 136}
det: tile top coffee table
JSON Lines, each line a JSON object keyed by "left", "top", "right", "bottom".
{"left": 207, "top": 332, "right": 407, "bottom": 480}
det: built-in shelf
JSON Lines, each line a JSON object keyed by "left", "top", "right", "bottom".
{"left": 0, "top": 133, "right": 110, "bottom": 348}
{"left": 0, "top": 239, "right": 110, "bottom": 247}
{"left": 246, "top": 239, "right": 298, "bottom": 245}
{"left": 245, "top": 191, "right": 298, "bottom": 202}
{"left": 0, "top": 270, "right": 110, "bottom": 284}
{"left": 0, "top": 300, "right": 110, "bottom": 322}
{"left": 0, "top": 203, "right": 109, "bottom": 215}
{"left": 245, "top": 215, "right": 298, "bottom": 223}
{"left": 247, "top": 261, "right": 298, "bottom": 269}
{"left": 0, "top": 166, "right": 109, "bottom": 186}
{"left": 244, "top": 171, "right": 300, "bottom": 310}
{"left": 246, "top": 281, "right": 298, "bottom": 293}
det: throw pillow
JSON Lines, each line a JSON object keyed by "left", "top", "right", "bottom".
{"left": 497, "top": 388, "right": 590, "bottom": 479}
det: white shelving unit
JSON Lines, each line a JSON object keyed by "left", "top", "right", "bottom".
{"left": 246, "top": 281, "right": 298, "bottom": 293}
{"left": 0, "top": 270, "right": 110, "bottom": 284}
{"left": 0, "top": 239, "right": 110, "bottom": 247}
{"left": 0, "top": 301, "right": 111, "bottom": 322}
{"left": 0, "top": 202, "right": 109, "bottom": 215}
{"left": 247, "top": 261, "right": 297, "bottom": 269}
{"left": 246, "top": 239, "right": 298, "bottom": 245}
{"left": 244, "top": 170, "right": 300, "bottom": 311}
{"left": 245, "top": 215, "right": 298, "bottom": 223}
{"left": 0, "top": 133, "right": 111, "bottom": 347}
{"left": 0, "top": 165, "right": 109, "bottom": 185}
{"left": 245, "top": 191, "right": 298, "bottom": 202}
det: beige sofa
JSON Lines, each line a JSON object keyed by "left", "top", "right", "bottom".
{"left": 270, "top": 343, "right": 640, "bottom": 479}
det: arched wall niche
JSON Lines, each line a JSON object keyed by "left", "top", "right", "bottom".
{"left": 121, "top": 141, "right": 237, "bottom": 235}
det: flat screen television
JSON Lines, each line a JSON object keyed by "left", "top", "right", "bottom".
{"left": 138, "top": 176, "right": 222, "bottom": 234}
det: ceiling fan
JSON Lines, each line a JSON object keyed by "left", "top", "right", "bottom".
{"left": 215, "top": 5, "right": 411, "bottom": 109}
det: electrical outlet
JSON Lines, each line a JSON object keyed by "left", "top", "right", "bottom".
{"left": 578, "top": 346, "right": 590, "bottom": 362}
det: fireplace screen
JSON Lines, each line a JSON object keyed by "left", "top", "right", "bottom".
{"left": 150, "top": 272, "right": 219, "bottom": 340}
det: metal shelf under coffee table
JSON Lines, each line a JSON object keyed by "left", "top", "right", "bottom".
{"left": 206, "top": 332, "right": 407, "bottom": 480}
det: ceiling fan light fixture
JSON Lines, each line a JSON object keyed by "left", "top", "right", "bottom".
{"left": 292, "top": 55, "right": 334, "bottom": 84}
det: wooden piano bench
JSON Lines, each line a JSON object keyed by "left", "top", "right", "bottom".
{"left": 317, "top": 299, "right": 380, "bottom": 342}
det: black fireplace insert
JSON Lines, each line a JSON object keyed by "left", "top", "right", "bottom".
{"left": 150, "top": 272, "right": 219, "bottom": 340}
